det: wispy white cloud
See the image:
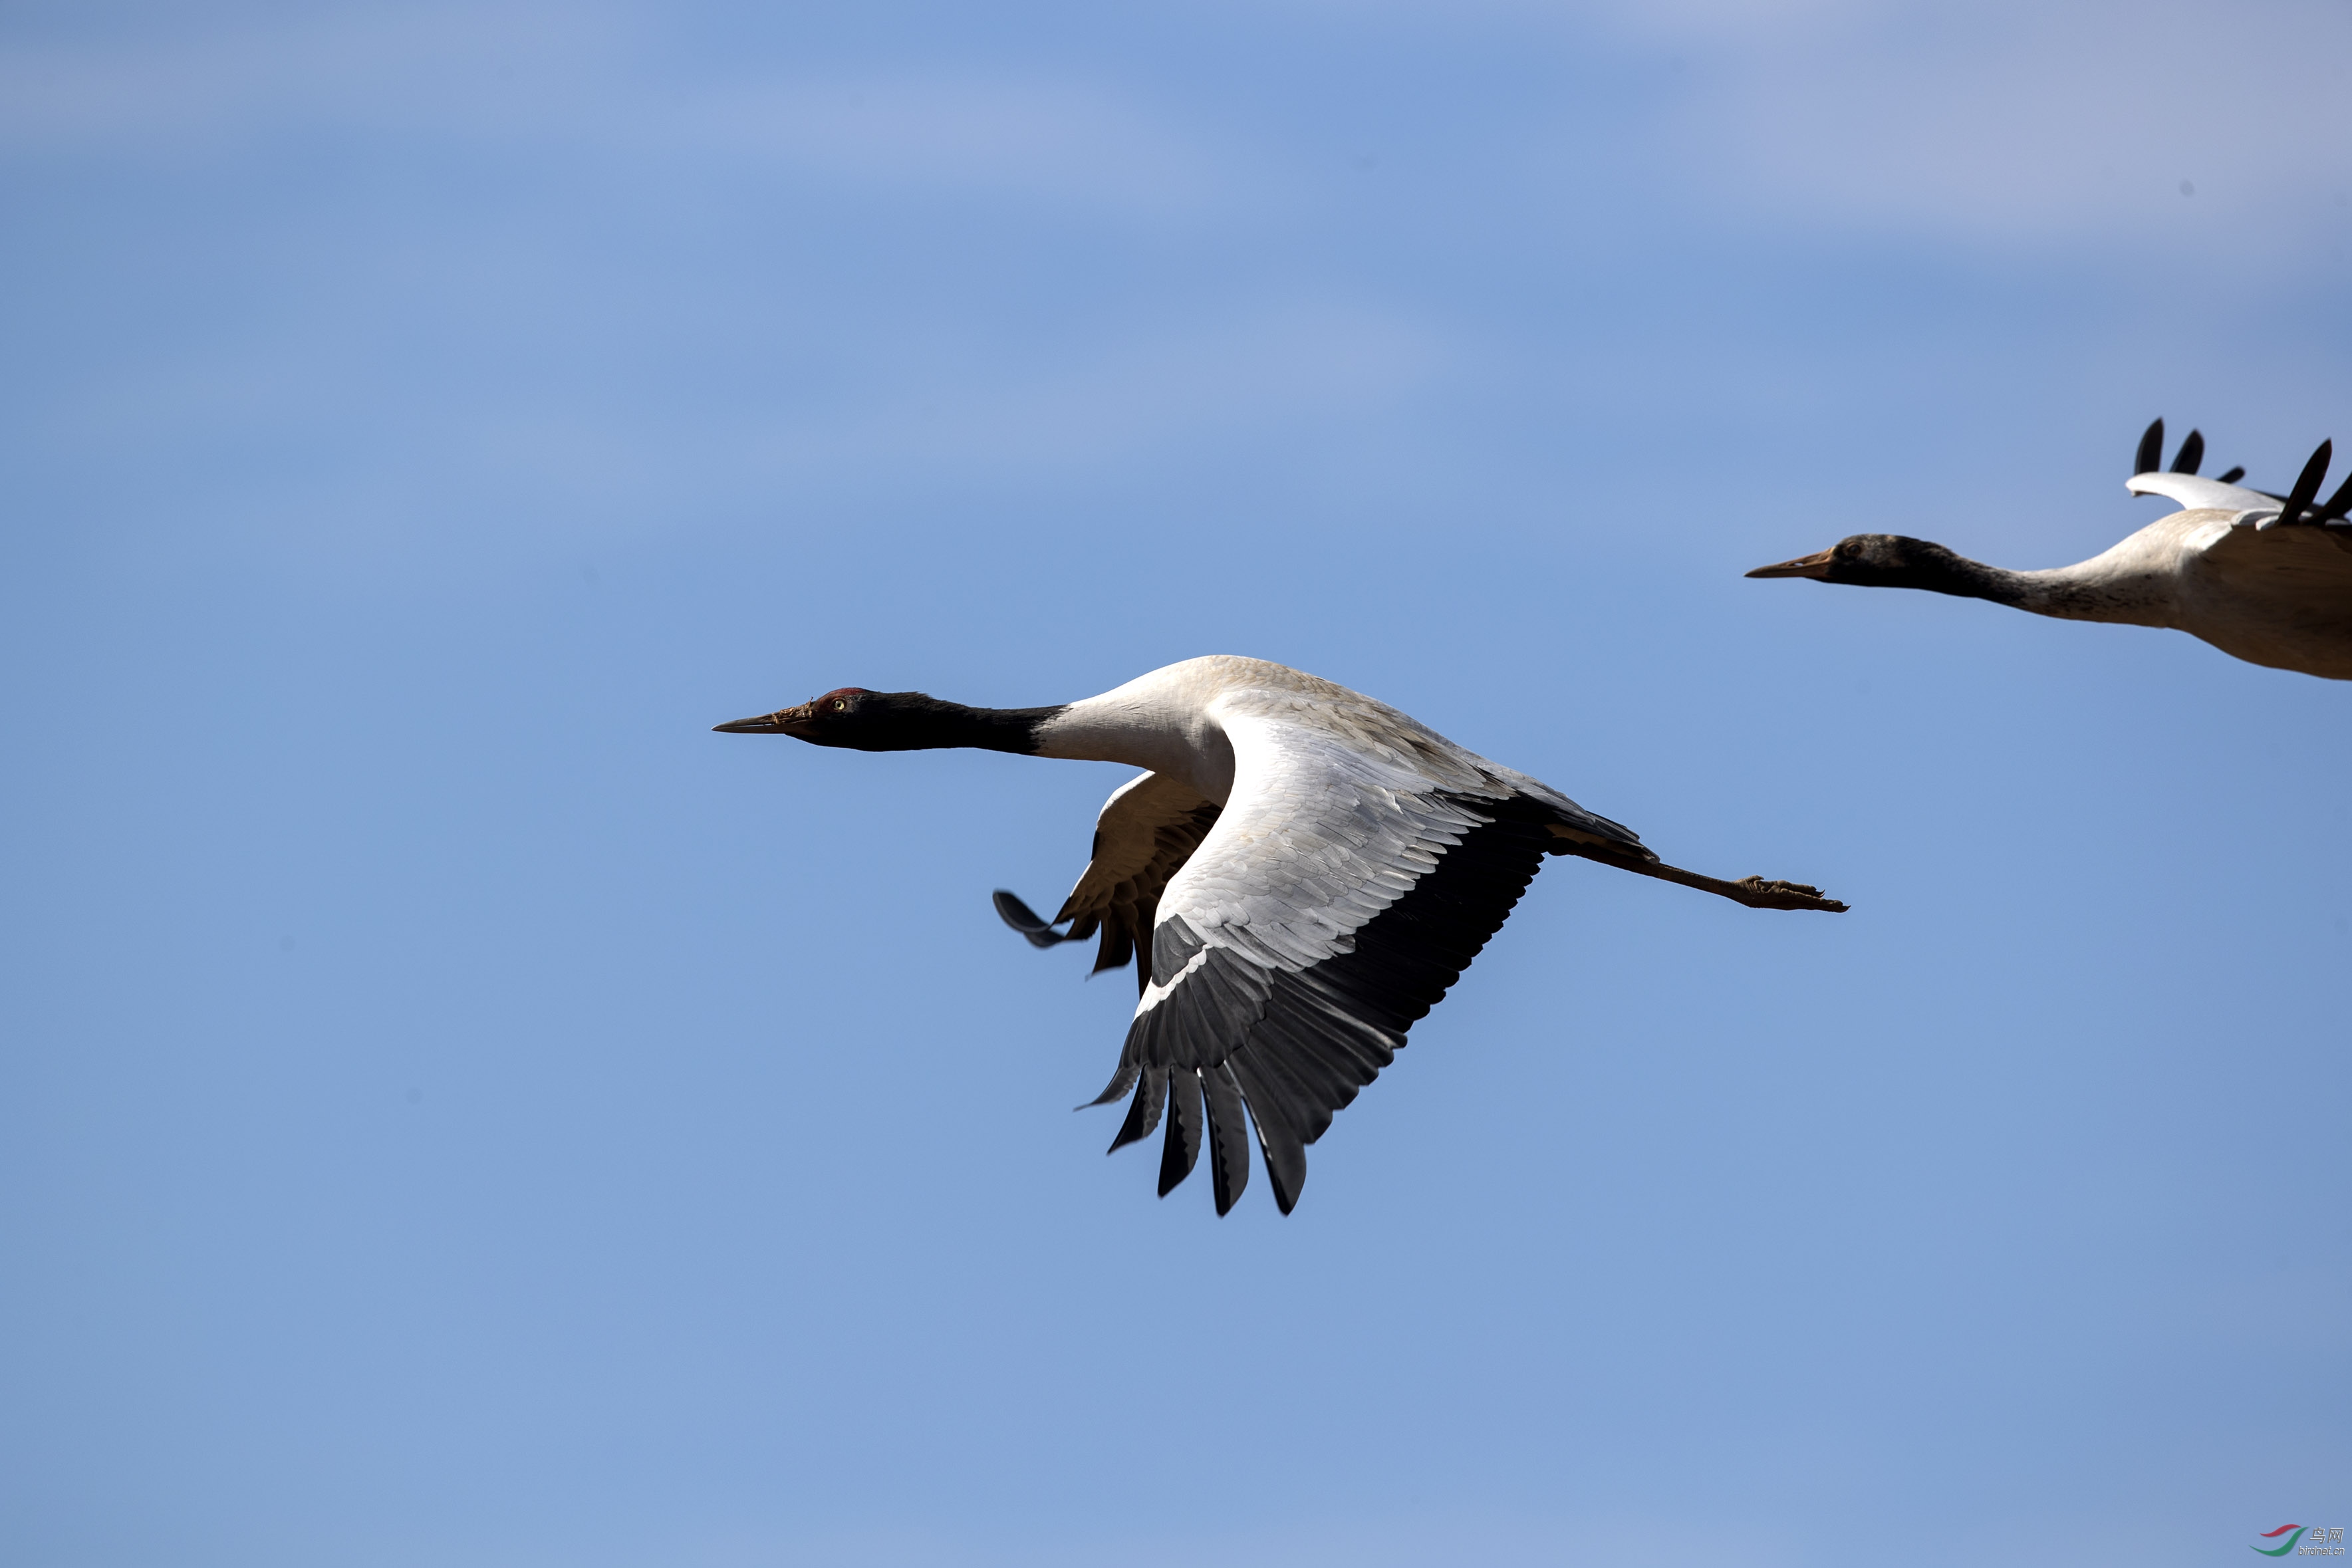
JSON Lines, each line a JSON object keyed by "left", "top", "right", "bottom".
{"left": 765, "top": 297, "right": 1454, "bottom": 477}
{"left": 0, "top": 5, "right": 1440, "bottom": 557}
{"left": 440, "top": 296, "right": 1458, "bottom": 532}
{"left": 0, "top": 4, "right": 1228, "bottom": 220}
{"left": 0, "top": 4, "right": 602, "bottom": 150}
{"left": 680, "top": 76, "right": 1222, "bottom": 218}
{"left": 1636, "top": 0, "right": 2352, "bottom": 259}
{"left": 1285, "top": 0, "right": 2352, "bottom": 263}
{"left": 20, "top": 0, "right": 2343, "bottom": 255}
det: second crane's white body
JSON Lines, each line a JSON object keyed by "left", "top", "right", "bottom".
{"left": 2095, "top": 474, "right": 2352, "bottom": 680}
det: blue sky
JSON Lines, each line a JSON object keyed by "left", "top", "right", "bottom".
{"left": 2, "top": 3, "right": 2348, "bottom": 1565}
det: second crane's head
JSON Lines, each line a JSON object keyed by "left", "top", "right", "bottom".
{"left": 1745, "top": 534, "right": 1990, "bottom": 599}
{"left": 712, "top": 688, "right": 1062, "bottom": 754}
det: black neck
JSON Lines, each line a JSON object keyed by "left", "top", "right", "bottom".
{"left": 1881, "top": 543, "right": 2115, "bottom": 618}
{"left": 1807, "top": 535, "right": 2139, "bottom": 622}
{"left": 1885, "top": 542, "right": 2020, "bottom": 604}
{"left": 845, "top": 694, "right": 1066, "bottom": 753}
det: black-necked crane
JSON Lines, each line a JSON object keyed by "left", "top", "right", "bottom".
{"left": 716, "top": 656, "right": 1843, "bottom": 1215}
{"left": 1747, "top": 420, "right": 2352, "bottom": 680}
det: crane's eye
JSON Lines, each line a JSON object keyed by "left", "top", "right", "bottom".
{"left": 831, "top": 699, "right": 849, "bottom": 712}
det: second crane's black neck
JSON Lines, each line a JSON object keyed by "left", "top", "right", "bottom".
{"left": 1837, "top": 537, "right": 2019, "bottom": 602}
{"left": 1835, "top": 537, "right": 2143, "bottom": 622}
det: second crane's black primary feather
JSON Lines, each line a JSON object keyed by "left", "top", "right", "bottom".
{"left": 2280, "top": 441, "right": 2333, "bottom": 526}
{"left": 2321, "top": 471, "right": 2352, "bottom": 523}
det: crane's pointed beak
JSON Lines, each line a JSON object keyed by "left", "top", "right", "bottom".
{"left": 714, "top": 700, "right": 817, "bottom": 735}
{"left": 1744, "top": 549, "right": 1836, "bottom": 580}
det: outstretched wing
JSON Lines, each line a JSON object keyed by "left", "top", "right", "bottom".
{"left": 2190, "top": 514, "right": 2352, "bottom": 598}
{"left": 2127, "top": 471, "right": 2276, "bottom": 514}
{"left": 1081, "top": 712, "right": 1612, "bottom": 1217}
{"left": 2142, "top": 507, "right": 2352, "bottom": 678}
{"left": 2131, "top": 421, "right": 2352, "bottom": 534}
{"left": 2142, "top": 434, "right": 2352, "bottom": 569}
{"left": 991, "top": 771, "right": 1223, "bottom": 992}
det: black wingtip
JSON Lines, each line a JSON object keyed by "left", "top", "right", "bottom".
{"left": 2321, "top": 468, "right": 2352, "bottom": 523}
{"left": 1077, "top": 1061, "right": 1140, "bottom": 1112}
{"left": 2135, "top": 418, "right": 2163, "bottom": 477}
{"left": 1261, "top": 1131, "right": 1303, "bottom": 1216}
{"left": 2217, "top": 465, "right": 2246, "bottom": 485}
{"left": 992, "top": 889, "right": 1071, "bottom": 949}
{"left": 1158, "top": 1069, "right": 1203, "bottom": 1198}
{"left": 1104, "top": 1067, "right": 1165, "bottom": 1152}
{"left": 2170, "top": 428, "right": 2204, "bottom": 475}
{"left": 1200, "top": 1065, "right": 1251, "bottom": 1217}
{"left": 2281, "top": 439, "right": 2333, "bottom": 525}
{"left": 1226, "top": 1052, "right": 1307, "bottom": 1215}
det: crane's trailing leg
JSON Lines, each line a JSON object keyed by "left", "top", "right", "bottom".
{"left": 1546, "top": 837, "right": 1849, "bottom": 912}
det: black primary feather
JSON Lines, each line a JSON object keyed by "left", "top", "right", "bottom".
{"left": 2171, "top": 429, "right": 2204, "bottom": 475}
{"left": 1081, "top": 1061, "right": 1140, "bottom": 1111}
{"left": 2217, "top": 465, "right": 2246, "bottom": 485}
{"left": 2320, "top": 468, "right": 2352, "bottom": 523}
{"left": 2281, "top": 440, "right": 2333, "bottom": 525}
{"left": 1108, "top": 1067, "right": 1166, "bottom": 1153}
{"left": 1200, "top": 1064, "right": 1251, "bottom": 1215}
{"left": 1226, "top": 1048, "right": 1310, "bottom": 1214}
{"left": 1159, "top": 1070, "right": 1203, "bottom": 1196}
{"left": 2135, "top": 418, "right": 2164, "bottom": 477}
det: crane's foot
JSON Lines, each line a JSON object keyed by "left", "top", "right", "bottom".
{"left": 1730, "top": 876, "right": 1848, "bottom": 913}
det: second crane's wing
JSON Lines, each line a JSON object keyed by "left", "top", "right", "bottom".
{"left": 2127, "top": 471, "right": 2278, "bottom": 514}
{"left": 1081, "top": 712, "right": 1573, "bottom": 1218}
{"left": 2163, "top": 509, "right": 2352, "bottom": 678}
{"left": 2188, "top": 511, "right": 2352, "bottom": 598}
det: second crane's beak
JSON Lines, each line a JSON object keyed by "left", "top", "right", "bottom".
{"left": 1744, "top": 548, "right": 1837, "bottom": 580}
{"left": 713, "top": 700, "right": 817, "bottom": 736}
